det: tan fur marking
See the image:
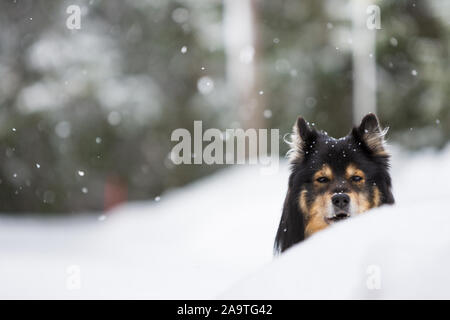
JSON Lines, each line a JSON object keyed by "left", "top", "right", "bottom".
{"left": 305, "top": 216, "right": 328, "bottom": 237}
{"left": 348, "top": 191, "right": 371, "bottom": 214}
{"left": 299, "top": 190, "right": 308, "bottom": 215}
{"left": 345, "top": 164, "right": 366, "bottom": 182}
{"left": 372, "top": 186, "right": 381, "bottom": 207}
{"left": 313, "top": 164, "right": 333, "bottom": 186}
{"left": 304, "top": 193, "right": 332, "bottom": 237}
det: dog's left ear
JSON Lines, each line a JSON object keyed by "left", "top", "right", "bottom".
{"left": 356, "top": 113, "right": 388, "bottom": 156}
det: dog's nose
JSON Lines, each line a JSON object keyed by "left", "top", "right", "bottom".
{"left": 332, "top": 193, "right": 350, "bottom": 210}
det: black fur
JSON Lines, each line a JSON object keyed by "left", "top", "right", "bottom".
{"left": 274, "top": 114, "right": 394, "bottom": 254}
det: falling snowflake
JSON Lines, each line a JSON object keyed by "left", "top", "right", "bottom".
{"left": 197, "top": 76, "right": 214, "bottom": 95}
{"left": 107, "top": 111, "right": 122, "bottom": 126}
{"left": 389, "top": 37, "right": 398, "bottom": 47}
{"left": 55, "top": 121, "right": 71, "bottom": 138}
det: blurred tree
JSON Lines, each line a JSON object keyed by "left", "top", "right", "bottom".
{"left": 376, "top": 0, "right": 449, "bottom": 149}
{"left": 0, "top": 0, "right": 225, "bottom": 213}
{"left": 224, "top": 0, "right": 265, "bottom": 129}
{"left": 0, "top": 0, "right": 448, "bottom": 214}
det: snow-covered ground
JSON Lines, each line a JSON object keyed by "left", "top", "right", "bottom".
{"left": 0, "top": 144, "right": 449, "bottom": 299}
{"left": 0, "top": 162, "right": 287, "bottom": 299}
{"left": 224, "top": 201, "right": 450, "bottom": 299}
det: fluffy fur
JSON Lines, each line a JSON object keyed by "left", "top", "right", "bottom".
{"left": 274, "top": 113, "right": 394, "bottom": 254}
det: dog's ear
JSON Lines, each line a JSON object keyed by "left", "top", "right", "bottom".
{"left": 356, "top": 113, "right": 388, "bottom": 157}
{"left": 295, "top": 116, "right": 312, "bottom": 142}
{"left": 288, "top": 116, "right": 313, "bottom": 162}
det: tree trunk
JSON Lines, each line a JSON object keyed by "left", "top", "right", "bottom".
{"left": 224, "top": 0, "right": 264, "bottom": 129}
{"left": 352, "top": 0, "right": 377, "bottom": 124}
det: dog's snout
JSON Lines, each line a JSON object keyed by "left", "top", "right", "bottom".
{"left": 332, "top": 193, "right": 350, "bottom": 210}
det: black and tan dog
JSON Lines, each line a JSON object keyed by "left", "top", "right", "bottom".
{"left": 274, "top": 114, "right": 394, "bottom": 253}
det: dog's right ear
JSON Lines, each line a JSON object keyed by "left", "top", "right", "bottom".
{"left": 287, "top": 116, "right": 313, "bottom": 162}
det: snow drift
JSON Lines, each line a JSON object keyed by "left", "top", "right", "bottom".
{"left": 0, "top": 164, "right": 287, "bottom": 299}
{"left": 223, "top": 145, "right": 450, "bottom": 299}
{"left": 0, "top": 144, "right": 449, "bottom": 299}
{"left": 223, "top": 201, "right": 450, "bottom": 299}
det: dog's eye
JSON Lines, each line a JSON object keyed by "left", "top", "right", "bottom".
{"left": 316, "top": 177, "right": 330, "bottom": 183}
{"left": 351, "top": 175, "right": 363, "bottom": 182}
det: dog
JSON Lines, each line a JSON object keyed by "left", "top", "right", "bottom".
{"left": 274, "top": 113, "right": 394, "bottom": 253}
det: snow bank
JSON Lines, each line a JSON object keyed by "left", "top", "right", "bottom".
{"left": 223, "top": 202, "right": 450, "bottom": 299}
{"left": 222, "top": 145, "right": 450, "bottom": 299}
{"left": 0, "top": 164, "right": 288, "bottom": 299}
{"left": 0, "top": 144, "right": 449, "bottom": 299}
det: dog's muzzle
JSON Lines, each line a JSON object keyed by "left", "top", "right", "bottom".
{"left": 328, "top": 193, "right": 350, "bottom": 222}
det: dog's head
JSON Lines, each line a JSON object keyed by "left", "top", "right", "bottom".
{"left": 275, "top": 114, "right": 394, "bottom": 253}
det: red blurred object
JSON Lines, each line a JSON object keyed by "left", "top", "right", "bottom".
{"left": 104, "top": 175, "right": 128, "bottom": 211}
